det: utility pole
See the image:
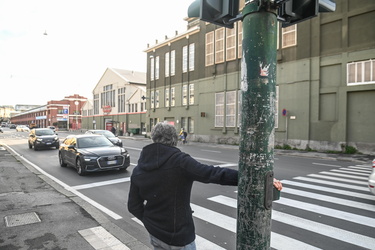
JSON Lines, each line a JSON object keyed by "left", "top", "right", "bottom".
{"left": 237, "top": 1, "right": 277, "bottom": 249}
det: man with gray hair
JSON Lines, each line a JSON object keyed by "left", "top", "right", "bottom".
{"left": 128, "top": 122, "right": 282, "bottom": 250}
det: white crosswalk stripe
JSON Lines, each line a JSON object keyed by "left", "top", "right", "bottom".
{"left": 208, "top": 195, "right": 375, "bottom": 249}
{"left": 130, "top": 163, "right": 374, "bottom": 249}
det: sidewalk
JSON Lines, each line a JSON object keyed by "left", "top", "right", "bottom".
{"left": 0, "top": 145, "right": 150, "bottom": 250}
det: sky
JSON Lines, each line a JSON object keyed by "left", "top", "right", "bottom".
{"left": 0, "top": 0, "right": 194, "bottom": 106}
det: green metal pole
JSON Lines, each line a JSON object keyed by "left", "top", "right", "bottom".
{"left": 237, "top": 1, "right": 277, "bottom": 249}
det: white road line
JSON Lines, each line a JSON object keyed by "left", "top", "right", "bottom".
{"left": 294, "top": 177, "right": 369, "bottom": 191}
{"left": 348, "top": 166, "right": 372, "bottom": 170}
{"left": 131, "top": 217, "right": 226, "bottom": 249}
{"left": 191, "top": 203, "right": 319, "bottom": 250}
{"left": 194, "top": 157, "right": 234, "bottom": 164}
{"left": 72, "top": 177, "right": 131, "bottom": 190}
{"left": 79, "top": 226, "right": 130, "bottom": 250}
{"left": 209, "top": 195, "right": 375, "bottom": 249}
{"left": 313, "top": 163, "right": 341, "bottom": 167}
{"left": 330, "top": 169, "right": 369, "bottom": 176}
{"left": 271, "top": 233, "right": 322, "bottom": 250}
{"left": 5, "top": 144, "right": 123, "bottom": 220}
{"left": 318, "top": 171, "right": 368, "bottom": 180}
{"left": 306, "top": 174, "right": 368, "bottom": 185}
{"left": 201, "top": 149, "right": 222, "bottom": 153}
{"left": 339, "top": 167, "right": 372, "bottom": 174}
{"left": 280, "top": 187, "right": 375, "bottom": 211}
{"left": 124, "top": 147, "right": 142, "bottom": 151}
{"left": 281, "top": 180, "right": 375, "bottom": 200}
{"left": 275, "top": 198, "right": 375, "bottom": 228}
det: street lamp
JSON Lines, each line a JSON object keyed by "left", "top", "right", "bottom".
{"left": 74, "top": 101, "right": 79, "bottom": 130}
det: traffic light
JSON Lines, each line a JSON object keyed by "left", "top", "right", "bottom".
{"left": 278, "top": 0, "right": 336, "bottom": 27}
{"left": 188, "top": 0, "right": 239, "bottom": 28}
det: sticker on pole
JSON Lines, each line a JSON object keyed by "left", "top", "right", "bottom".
{"left": 282, "top": 109, "right": 287, "bottom": 116}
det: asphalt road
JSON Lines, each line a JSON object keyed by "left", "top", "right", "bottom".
{"left": 1, "top": 128, "right": 374, "bottom": 249}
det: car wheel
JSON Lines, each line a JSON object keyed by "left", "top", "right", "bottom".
{"left": 59, "top": 153, "right": 67, "bottom": 167}
{"left": 55, "top": 143, "right": 60, "bottom": 149}
{"left": 119, "top": 167, "right": 127, "bottom": 172}
{"left": 33, "top": 143, "right": 38, "bottom": 151}
{"left": 76, "top": 158, "right": 86, "bottom": 176}
{"left": 28, "top": 142, "right": 32, "bottom": 149}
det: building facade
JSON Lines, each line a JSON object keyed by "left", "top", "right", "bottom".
{"left": 81, "top": 68, "right": 147, "bottom": 135}
{"left": 144, "top": 0, "right": 375, "bottom": 154}
{"left": 10, "top": 94, "right": 87, "bottom": 130}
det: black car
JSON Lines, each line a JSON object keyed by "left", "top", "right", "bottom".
{"left": 85, "top": 129, "right": 123, "bottom": 147}
{"left": 9, "top": 124, "right": 16, "bottom": 129}
{"left": 58, "top": 134, "right": 130, "bottom": 176}
{"left": 28, "top": 128, "right": 60, "bottom": 150}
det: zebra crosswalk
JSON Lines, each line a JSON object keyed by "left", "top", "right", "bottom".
{"left": 132, "top": 164, "right": 375, "bottom": 249}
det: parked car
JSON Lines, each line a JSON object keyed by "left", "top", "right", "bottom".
{"left": 85, "top": 129, "right": 123, "bottom": 147}
{"left": 9, "top": 124, "right": 16, "bottom": 129}
{"left": 47, "top": 126, "right": 56, "bottom": 132}
{"left": 58, "top": 134, "right": 130, "bottom": 176}
{"left": 369, "top": 159, "right": 375, "bottom": 195}
{"left": 28, "top": 128, "right": 60, "bottom": 150}
{"left": 16, "top": 125, "right": 30, "bottom": 132}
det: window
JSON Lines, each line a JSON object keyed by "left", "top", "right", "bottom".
{"left": 205, "top": 32, "right": 214, "bottom": 66}
{"left": 165, "top": 52, "right": 170, "bottom": 77}
{"left": 155, "top": 56, "right": 160, "bottom": 80}
{"left": 189, "top": 84, "right": 194, "bottom": 105}
{"left": 118, "top": 87, "right": 126, "bottom": 113}
{"left": 216, "top": 91, "right": 241, "bottom": 128}
{"left": 165, "top": 88, "right": 170, "bottom": 107}
{"left": 101, "top": 84, "right": 115, "bottom": 107}
{"left": 347, "top": 59, "right": 375, "bottom": 86}
{"left": 150, "top": 57, "right": 155, "bottom": 81}
{"left": 188, "top": 117, "right": 194, "bottom": 133}
{"left": 282, "top": 25, "right": 296, "bottom": 48}
{"left": 181, "top": 117, "right": 187, "bottom": 131}
{"left": 155, "top": 90, "right": 160, "bottom": 108}
{"left": 94, "top": 94, "right": 99, "bottom": 115}
{"left": 189, "top": 43, "right": 195, "bottom": 71}
{"left": 171, "top": 87, "right": 175, "bottom": 107}
{"left": 151, "top": 90, "right": 155, "bottom": 109}
{"left": 215, "top": 92, "right": 224, "bottom": 127}
{"left": 238, "top": 21, "right": 242, "bottom": 58}
{"left": 183, "top": 45, "right": 188, "bottom": 73}
{"left": 226, "top": 24, "right": 236, "bottom": 61}
{"left": 182, "top": 85, "right": 188, "bottom": 106}
{"left": 171, "top": 50, "right": 175, "bottom": 76}
{"left": 215, "top": 28, "right": 225, "bottom": 64}
{"left": 226, "top": 91, "right": 236, "bottom": 127}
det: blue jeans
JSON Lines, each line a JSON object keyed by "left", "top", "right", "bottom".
{"left": 150, "top": 234, "right": 196, "bottom": 250}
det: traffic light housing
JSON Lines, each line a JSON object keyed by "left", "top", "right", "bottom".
{"left": 278, "top": 0, "right": 336, "bottom": 27}
{"left": 188, "top": 0, "right": 239, "bottom": 28}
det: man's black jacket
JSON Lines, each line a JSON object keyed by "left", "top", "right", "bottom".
{"left": 128, "top": 143, "right": 238, "bottom": 246}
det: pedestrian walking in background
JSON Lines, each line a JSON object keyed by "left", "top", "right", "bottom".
{"left": 128, "top": 122, "right": 283, "bottom": 250}
{"left": 179, "top": 127, "right": 186, "bottom": 144}
{"left": 111, "top": 126, "right": 116, "bottom": 135}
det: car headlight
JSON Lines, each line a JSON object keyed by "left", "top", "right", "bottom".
{"left": 120, "top": 148, "right": 130, "bottom": 157}
{"left": 54, "top": 137, "right": 59, "bottom": 141}
{"left": 83, "top": 156, "right": 97, "bottom": 162}
{"left": 36, "top": 138, "right": 43, "bottom": 142}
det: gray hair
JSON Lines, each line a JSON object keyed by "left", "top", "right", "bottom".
{"left": 151, "top": 122, "right": 178, "bottom": 147}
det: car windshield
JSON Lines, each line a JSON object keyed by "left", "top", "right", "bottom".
{"left": 90, "top": 130, "right": 115, "bottom": 138}
{"left": 77, "top": 136, "right": 113, "bottom": 148}
{"left": 35, "top": 129, "right": 55, "bottom": 136}
{"left": 101, "top": 130, "right": 115, "bottom": 138}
